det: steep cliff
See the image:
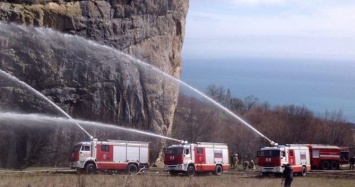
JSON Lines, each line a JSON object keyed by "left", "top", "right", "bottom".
{"left": 0, "top": 0, "right": 188, "bottom": 167}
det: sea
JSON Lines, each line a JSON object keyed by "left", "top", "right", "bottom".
{"left": 180, "top": 58, "right": 355, "bottom": 123}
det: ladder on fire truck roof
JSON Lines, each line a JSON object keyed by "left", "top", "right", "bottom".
{"left": 197, "top": 142, "right": 227, "bottom": 146}
{"left": 107, "top": 139, "right": 150, "bottom": 144}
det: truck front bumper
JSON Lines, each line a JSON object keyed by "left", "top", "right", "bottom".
{"left": 165, "top": 164, "right": 187, "bottom": 172}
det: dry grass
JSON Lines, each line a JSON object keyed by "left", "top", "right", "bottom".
{"left": 0, "top": 172, "right": 355, "bottom": 187}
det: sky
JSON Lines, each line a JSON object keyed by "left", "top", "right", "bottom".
{"left": 182, "top": 0, "right": 355, "bottom": 60}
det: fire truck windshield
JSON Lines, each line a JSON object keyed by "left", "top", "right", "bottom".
{"left": 258, "top": 150, "right": 281, "bottom": 157}
{"left": 166, "top": 147, "right": 183, "bottom": 154}
{"left": 72, "top": 144, "right": 81, "bottom": 152}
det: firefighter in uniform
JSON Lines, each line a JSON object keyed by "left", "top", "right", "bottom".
{"left": 230, "top": 154, "right": 234, "bottom": 169}
{"left": 249, "top": 160, "right": 255, "bottom": 170}
{"left": 243, "top": 160, "right": 249, "bottom": 171}
{"left": 282, "top": 164, "right": 293, "bottom": 187}
{"left": 233, "top": 154, "right": 239, "bottom": 170}
{"left": 350, "top": 156, "right": 355, "bottom": 170}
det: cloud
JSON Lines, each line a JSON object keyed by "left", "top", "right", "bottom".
{"left": 184, "top": 0, "right": 355, "bottom": 60}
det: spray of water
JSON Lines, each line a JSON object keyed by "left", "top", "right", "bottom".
{"left": 0, "top": 69, "right": 94, "bottom": 140}
{"left": 62, "top": 31, "right": 275, "bottom": 145}
{"left": 0, "top": 23, "right": 275, "bottom": 145}
{"left": 0, "top": 111, "right": 181, "bottom": 142}
{"left": 118, "top": 53, "right": 275, "bottom": 145}
{"left": 90, "top": 47, "right": 275, "bottom": 145}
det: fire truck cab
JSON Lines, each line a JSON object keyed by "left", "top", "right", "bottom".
{"left": 257, "top": 144, "right": 311, "bottom": 176}
{"left": 69, "top": 139, "right": 149, "bottom": 174}
{"left": 164, "top": 142, "right": 229, "bottom": 176}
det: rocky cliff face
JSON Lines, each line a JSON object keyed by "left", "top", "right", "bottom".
{"left": 0, "top": 0, "right": 188, "bottom": 167}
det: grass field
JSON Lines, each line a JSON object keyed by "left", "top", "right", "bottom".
{"left": 1, "top": 170, "right": 355, "bottom": 187}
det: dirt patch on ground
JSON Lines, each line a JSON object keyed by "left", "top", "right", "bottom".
{"left": 1, "top": 167, "right": 355, "bottom": 179}
{"left": 224, "top": 168, "right": 355, "bottom": 180}
{"left": 306, "top": 170, "right": 355, "bottom": 179}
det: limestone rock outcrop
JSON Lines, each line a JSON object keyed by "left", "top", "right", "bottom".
{"left": 0, "top": 0, "right": 188, "bottom": 166}
{"left": 0, "top": 0, "right": 188, "bottom": 134}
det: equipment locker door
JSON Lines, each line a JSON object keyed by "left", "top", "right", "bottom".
{"left": 96, "top": 144, "right": 114, "bottom": 169}
{"left": 194, "top": 147, "right": 205, "bottom": 171}
{"left": 288, "top": 149, "right": 295, "bottom": 166}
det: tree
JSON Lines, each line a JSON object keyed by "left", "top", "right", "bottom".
{"left": 244, "top": 95, "right": 259, "bottom": 111}
{"left": 318, "top": 110, "right": 352, "bottom": 145}
{"left": 205, "top": 84, "right": 232, "bottom": 108}
{"left": 173, "top": 94, "right": 216, "bottom": 143}
{"left": 205, "top": 84, "right": 226, "bottom": 103}
{"left": 230, "top": 98, "right": 245, "bottom": 113}
{"left": 282, "top": 105, "right": 313, "bottom": 143}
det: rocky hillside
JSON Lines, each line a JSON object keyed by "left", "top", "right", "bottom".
{"left": 0, "top": 0, "right": 188, "bottom": 167}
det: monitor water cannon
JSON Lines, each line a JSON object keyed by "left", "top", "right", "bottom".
{"left": 180, "top": 140, "right": 189, "bottom": 145}
{"left": 262, "top": 135, "right": 277, "bottom": 146}
{"left": 269, "top": 140, "right": 278, "bottom": 146}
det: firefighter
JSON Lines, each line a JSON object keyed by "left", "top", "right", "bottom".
{"left": 233, "top": 154, "right": 239, "bottom": 170}
{"left": 249, "top": 160, "right": 255, "bottom": 170}
{"left": 349, "top": 156, "right": 355, "bottom": 170}
{"left": 243, "top": 160, "right": 249, "bottom": 171}
{"left": 230, "top": 154, "right": 234, "bottom": 169}
{"left": 282, "top": 164, "right": 293, "bottom": 187}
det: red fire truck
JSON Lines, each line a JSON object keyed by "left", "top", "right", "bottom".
{"left": 307, "top": 144, "right": 349, "bottom": 170}
{"left": 164, "top": 142, "right": 229, "bottom": 176}
{"left": 257, "top": 144, "right": 311, "bottom": 176}
{"left": 69, "top": 139, "right": 150, "bottom": 174}
{"left": 257, "top": 144, "right": 350, "bottom": 175}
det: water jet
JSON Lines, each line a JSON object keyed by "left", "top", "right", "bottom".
{"left": 0, "top": 111, "right": 182, "bottom": 142}
{"left": 0, "top": 22, "right": 275, "bottom": 145}
{"left": 0, "top": 69, "right": 94, "bottom": 140}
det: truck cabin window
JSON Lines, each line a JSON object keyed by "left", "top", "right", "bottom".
{"left": 166, "top": 147, "right": 183, "bottom": 154}
{"left": 81, "top": 146, "right": 90, "bottom": 151}
{"left": 101, "top": 145, "right": 109, "bottom": 152}
{"left": 197, "top": 147, "right": 203, "bottom": 154}
{"left": 185, "top": 149, "right": 189, "bottom": 155}
{"left": 73, "top": 145, "right": 81, "bottom": 152}
{"left": 258, "top": 150, "right": 281, "bottom": 157}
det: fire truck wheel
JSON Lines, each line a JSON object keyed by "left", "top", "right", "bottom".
{"left": 127, "top": 164, "right": 138, "bottom": 174}
{"left": 330, "top": 161, "right": 339, "bottom": 170}
{"left": 186, "top": 165, "right": 196, "bottom": 176}
{"left": 321, "top": 161, "right": 330, "bottom": 170}
{"left": 301, "top": 166, "right": 307, "bottom": 176}
{"left": 85, "top": 163, "right": 96, "bottom": 174}
{"left": 214, "top": 165, "right": 223, "bottom": 176}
